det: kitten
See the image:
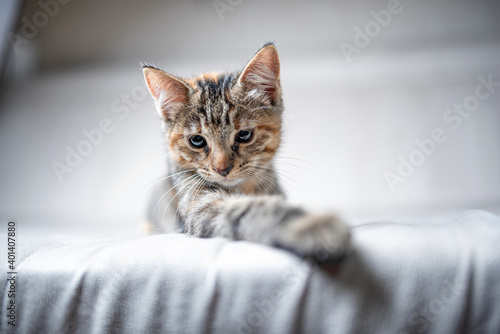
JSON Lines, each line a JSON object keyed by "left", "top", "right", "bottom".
{"left": 142, "top": 43, "right": 349, "bottom": 262}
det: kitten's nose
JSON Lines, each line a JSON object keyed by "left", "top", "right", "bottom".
{"left": 213, "top": 164, "right": 233, "bottom": 177}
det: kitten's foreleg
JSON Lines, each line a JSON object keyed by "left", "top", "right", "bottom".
{"left": 183, "top": 193, "right": 350, "bottom": 262}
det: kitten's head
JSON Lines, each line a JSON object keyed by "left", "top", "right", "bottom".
{"left": 143, "top": 43, "right": 283, "bottom": 188}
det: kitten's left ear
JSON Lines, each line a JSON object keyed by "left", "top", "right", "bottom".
{"left": 142, "top": 66, "right": 191, "bottom": 120}
{"left": 238, "top": 43, "right": 281, "bottom": 104}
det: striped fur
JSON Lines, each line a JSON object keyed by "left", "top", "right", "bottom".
{"left": 143, "top": 43, "right": 349, "bottom": 261}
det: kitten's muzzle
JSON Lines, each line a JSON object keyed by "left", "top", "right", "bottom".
{"left": 212, "top": 164, "right": 234, "bottom": 177}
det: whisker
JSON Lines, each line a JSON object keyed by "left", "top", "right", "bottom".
{"left": 253, "top": 156, "right": 335, "bottom": 189}
{"left": 249, "top": 165, "right": 304, "bottom": 199}
{"left": 242, "top": 166, "right": 279, "bottom": 196}
{"left": 130, "top": 169, "right": 195, "bottom": 205}
{"left": 247, "top": 170, "right": 281, "bottom": 196}
{"left": 257, "top": 170, "right": 285, "bottom": 196}
{"left": 274, "top": 156, "right": 319, "bottom": 168}
{"left": 255, "top": 163, "right": 305, "bottom": 181}
{"left": 174, "top": 177, "right": 207, "bottom": 225}
{"left": 249, "top": 106, "right": 274, "bottom": 112}
{"left": 272, "top": 159, "right": 335, "bottom": 189}
{"left": 160, "top": 175, "right": 201, "bottom": 222}
{"left": 152, "top": 173, "right": 199, "bottom": 215}
{"left": 242, "top": 168, "right": 266, "bottom": 194}
{"left": 250, "top": 165, "right": 304, "bottom": 188}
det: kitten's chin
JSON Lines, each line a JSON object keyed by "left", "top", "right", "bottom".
{"left": 213, "top": 177, "right": 244, "bottom": 188}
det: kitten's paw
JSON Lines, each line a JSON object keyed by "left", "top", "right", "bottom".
{"left": 275, "top": 214, "right": 350, "bottom": 263}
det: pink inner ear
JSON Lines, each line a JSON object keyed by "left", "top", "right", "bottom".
{"left": 143, "top": 68, "right": 189, "bottom": 119}
{"left": 239, "top": 46, "right": 281, "bottom": 101}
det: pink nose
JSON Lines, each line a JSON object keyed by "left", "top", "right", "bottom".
{"left": 213, "top": 164, "right": 233, "bottom": 177}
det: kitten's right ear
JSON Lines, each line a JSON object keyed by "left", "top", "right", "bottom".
{"left": 142, "top": 66, "right": 190, "bottom": 120}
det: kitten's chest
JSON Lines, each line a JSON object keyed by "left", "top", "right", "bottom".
{"left": 240, "top": 181, "right": 259, "bottom": 195}
{"left": 238, "top": 179, "right": 282, "bottom": 197}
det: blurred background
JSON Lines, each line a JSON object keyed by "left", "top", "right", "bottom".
{"left": 0, "top": 0, "right": 499, "bottom": 235}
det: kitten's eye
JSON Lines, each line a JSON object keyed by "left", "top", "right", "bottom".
{"left": 235, "top": 130, "right": 253, "bottom": 143}
{"left": 189, "top": 135, "right": 207, "bottom": 148}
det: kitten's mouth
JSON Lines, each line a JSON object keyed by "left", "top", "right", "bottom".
{"left": 197, "top": 169, "right": 244, "bottom": 187}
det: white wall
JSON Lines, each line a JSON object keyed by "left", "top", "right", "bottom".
{"left": 1, "top": 0, "right": 499, "bottom": 232}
